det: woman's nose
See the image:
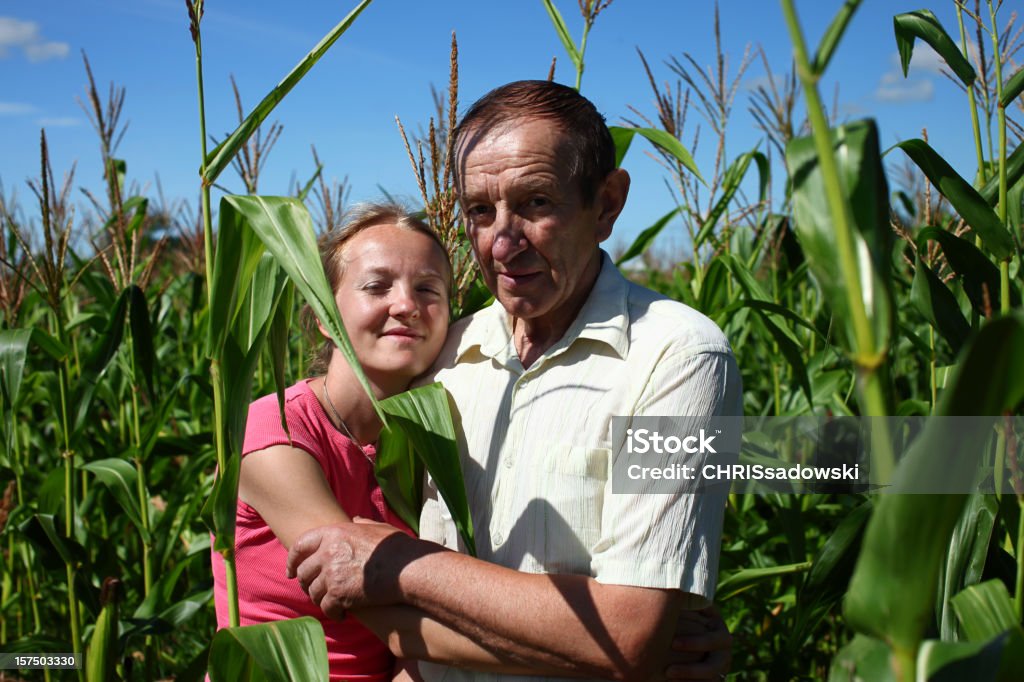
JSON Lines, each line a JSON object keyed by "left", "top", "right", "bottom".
{"left": 390, "top": 287, "right": 419, "bottom": 318}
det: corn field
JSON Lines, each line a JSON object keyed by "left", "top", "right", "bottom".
{"left": 0, "top": 1, "right": 1022, "bottom": 680}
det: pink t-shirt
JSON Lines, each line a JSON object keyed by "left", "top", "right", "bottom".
{"left": 211, "top": 379, "right": 413, "bottom": 681}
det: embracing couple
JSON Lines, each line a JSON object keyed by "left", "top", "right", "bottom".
{"left": 211, "top": 79, "right": 742, "bottom": 681}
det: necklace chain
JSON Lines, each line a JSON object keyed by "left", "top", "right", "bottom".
{"left": 321, "top": 376, "right": 374, "bottom": 464}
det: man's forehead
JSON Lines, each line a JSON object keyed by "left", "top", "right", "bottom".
{"left": 456, "top": 116, "right": 566, "bottom": 160}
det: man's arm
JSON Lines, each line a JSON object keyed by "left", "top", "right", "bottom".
{"left": 288, "top": 520, "right": 690, "bottom": 681}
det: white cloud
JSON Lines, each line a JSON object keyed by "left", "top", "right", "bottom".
{"left": 0, "top": 101, "right": 36, "bottom": 115}
{"left": 36, "top": 117, "right": 81, "bottom": 127}
{"left": 0, "top": 17, "right": 69, "bottom": 62}
{"left": 875, "top": 78, "right": 935, "bottom": 103}
{"left": 890, "top": 44, "right": 948, "bottom": 75}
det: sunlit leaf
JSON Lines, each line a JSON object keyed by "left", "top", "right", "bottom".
{"left": 910, "top": 255, "right": 970, "bottom": 355}
{"left": 203, "top": 0, "right": 375, "bottom": 182}
{"left": 0, "top": 329, "right": 32, "bottom": 409}
{"left": 893, "top": 10, "right": 975, "bottom": 87}
{"left": 82, "top": 458, "right": 150, "bottom": 543}
{"left": 715, "top": 561, "right": 811, "bottom": 600}
{"left": 951, "top": 580, "right": 1019, "bottom": 642}
{"left": 999, "top": 66, "right": 1024, "bottom": 108}
{"left": 695, "top": 150, "right": 767, "bottom": 248}
{"left": 540, "top": 0, "right": 581, "bottom": 69}
{"left": 916, "top": 227, "right": 1008, "bottom": 317}
{"left": 379, "top": 383, "right": 475, "bottom": 556}
{"left": 938, "top": 494, "right": 997, "bottom": 640}
{"left": 896, "top": 140, "right": 1013, "bottom": 260}
{"left": 207, "top": 617, "right": 329, "bottom": 682}
{"left": 609, "top": 126, "right": 704, "bottom": 184}
{"left": 812, "top": 0, "right": 863, "bottom": 74}
{"left": 615, "top": 207, "right": 680, "bottom": 265}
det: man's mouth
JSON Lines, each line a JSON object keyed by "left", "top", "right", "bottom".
{"left": 497, "top": 271, "right": 542, "bottom": 288}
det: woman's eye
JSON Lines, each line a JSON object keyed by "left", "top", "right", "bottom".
{"left": 362, "top": 282, "right": 388, "bottom": 293}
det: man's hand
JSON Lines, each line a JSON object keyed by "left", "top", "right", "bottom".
{"left": 665, "top": 605, "right": 732, "bottom": 680}
{"left": 286, "top": 518, "right": 436, "bottom": 618}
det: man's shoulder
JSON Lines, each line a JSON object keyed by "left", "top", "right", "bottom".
{"left": 419, "top": 304, "right": 503, "bottom": 383}
{"left": 622, "top": 279, "right": 732, "bottom": 357}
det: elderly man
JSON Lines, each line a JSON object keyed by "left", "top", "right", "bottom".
{"left": 289, "top": 80, "right": 741, "bottom": 680}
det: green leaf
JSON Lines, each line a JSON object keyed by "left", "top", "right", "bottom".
{"left": 208, "top": 200, "right": 266, "bottom": 357}
{"left": 73, "top": 286, "right": 130, "bottom": 437}
{"left": 82, "top": 458, "right": 150, "bottom": 543}
{"left": 0, "top": 329, "right": 32, "bottom": 409}
{"left": 695, "top": 150, "right": 767, "bottom": 248}
{"left": 951, "top": 580, "right": 1019, "bottom": 642}
{"left": 828, "top": 635, "right": 895, "bottom": 682}
{"left": 29, "top": 328, "right": 68, "bottom": 362}
{"left": 379, "top": 383, "right": 475, "bottom": 556}
{"left": 787, "top": 119, "right": 893, "bottom": 357}
{"left": 791, "top": 500, "right": 871, "bottom": 651}
{"left": 128, "top": 284, "right": 157, "bottom": 399}
{"left": 205, "top": 452, "right": 240, "bottom": 553}
{"left": 295, "top": 164, "right": 323, "bottom": 202}
{"left": 893, "top": 10, "right": 976, "bottom": 87}
{"left": 979, "top": 142, "right": 1024, "bottom": 206}
{"left": 203, "top": 0, "right": 375, "bottom": 183}
{"left": 715, "top": 561, "right": 812, "bottom": 601}
{"left": 373, "top": 415, "right": 423, "bottom": 533}
{"left": 812, "top": 0, "right": 863, "bottom": 74}
{"left": 917, "top": 227, "right": 1007, "bottom": 316}
{"left": 610, "top": 126, "right": 635, "bottom": 168}
{"left": 896, "top": 140, "right": 1013, "bottom": 259}
{"left": 938, "top": 494, "right": 998, "bottom": 640}
{"left": 938, "top": 315, "right": 1024, "bottom": 416}
{"left": 614, "top": 207, "right": 680, "bottom": 265}
{"left": 268, "top": 281, "right": 295, "bottom": 439}
{"left": 610, "top": 126, "right": 704, "bottom": 184}
{"left": 220, "top": 195, "right": 383, "bottom": 422}
{"left": 999, "top": 66, "right": 1024, "bottom": 108}
{"left": 207, "top": 617, "right": 329, "bottom": 682}
{"left": 917, "top": 636, "right": 1001, "bottom": 682}
{"left": 539, "top": 0, "right": 581, "bottom": 69}
{"left": 910, "top": 255, "right": 970, "bottom": 355}
{"left": 235, "top": 253, "right": 282, "bottom": 353}
{"left": 753, "top": 309, "right": 813, "bottom": 407}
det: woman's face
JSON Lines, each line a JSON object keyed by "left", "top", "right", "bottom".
{"left": 332, "top": 223, "right": 450, "bottom": 395}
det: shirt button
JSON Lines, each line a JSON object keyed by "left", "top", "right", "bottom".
{"left": 504, "top": 457, "right": 514, "bottom": 468}
{"left": 493, "top": 531, "right": 504, "bottom": 545}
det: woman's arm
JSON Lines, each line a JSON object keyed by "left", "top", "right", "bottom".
{"left": 239, "top": 445, "right": 351, "bottom": 547}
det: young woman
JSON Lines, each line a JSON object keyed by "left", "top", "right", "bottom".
{"left": 211, "top": 203, "right": 451, "bottom": 681}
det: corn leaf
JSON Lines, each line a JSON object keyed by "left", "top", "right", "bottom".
{"left": 0, "top": 329, "right": 32, "bottom": 409}
{"left": 827, "top": 635, "right": 895, "bottom": 682}
{"left": 203, "top": 0, "right": 375, "bottom": 183}
{"left": 938, "top": 495, "right": 998, "bottom": 640}
{"left": 916, "top": 635, "right": 1006, "bottom": 682}
{"left": 128, "top": 284, "right": 157, "bottom": 399}
{"left": 787, "top": 119, "right": 894, "bottom": 357}
{"left": 208, "top": 617, "right": 329, "bottom": 682}
{"left": 715, "top": 561, "right": 812, "bottom": 600}
{"left": 951, "top": 579, "right": 1020, "bottom": 642}
{"left": 205, "top": 451, "right": 240, "bottom": 553}
{"left": 791, "top": 500, "right": 871, "bottom": 652}
{"left": 896, "top": 140, "right": 1013, "bottom": 260}
{"left": 893, "top": 10, "right": 976, "bottom": 87}
{"left": 208, "top": 201, "right": 265, "bottom": 357}
{"left": 916, "top": 227, "right": 1009, "bottom": 316}
{"left": 268, "top": 282, "right": 295, "bottom": 439}
{"left": 220, "top": 195, "right": 382, "bottom": 421}
{"left": 610, "top": 126, "right": 704, "bottom": 184}
{"left": 910, "top": 255, "right": 970, "bottom": 355}
{"left": 999, "top": 66, "right": 1024, "bottom": 108}
{"left": 812, "top": 0, "right": 863, "bottom": 74}
{"left": 82, "top": 458, "right": 151, "bottom": 543}
{"left": 979, "top": 143, "right": 1024, "bottom": 206}
{"left": 378, "top": 382, "right": 476, "bottom": 556}
{"left": 615, "top": 207, "right": 680, "bottom": 265}
{"left": 844, "top": 315, "right": 1024, "bottom": 657}
{"left": 695, "top": 150, "right": 767, "bottom": 248}
{"left": 73, "top": 286, "right": 130, "bottom": 437}
{"left": 539, "top": 0, "right": 581, "bottom": 69}
{"left": 85, "top": 580, "right": 120, "bottom": 682}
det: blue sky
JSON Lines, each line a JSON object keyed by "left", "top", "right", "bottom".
{"left": 0, "top": 1, "right": 1004, "bottom": 255}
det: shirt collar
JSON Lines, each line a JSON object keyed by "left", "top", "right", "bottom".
{"left": 453, "top": 251, "right": 630, "bottom": 363}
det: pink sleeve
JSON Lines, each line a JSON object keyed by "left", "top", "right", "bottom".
{"left": 241, "top": 392, "right": 326, "bottom": 469}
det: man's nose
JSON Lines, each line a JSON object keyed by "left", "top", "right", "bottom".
{"left": 491, "top": 210, "right": 528, "bottom": 263}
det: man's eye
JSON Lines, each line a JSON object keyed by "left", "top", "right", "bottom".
{"left": 527, "top": 197, "right": 549, "bottom": 208}
{"left": 466, "top": 204, "right": 492, "bottom": 217}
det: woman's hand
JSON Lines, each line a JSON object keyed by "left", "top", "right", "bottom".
{"left": 664, "top": 605, "right": 732, "bottom": 680}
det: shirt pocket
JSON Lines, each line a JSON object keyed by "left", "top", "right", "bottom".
{"left": 540, "top": 444, "right": 610, "bottom": 574}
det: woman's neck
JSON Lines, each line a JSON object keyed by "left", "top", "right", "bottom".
{"left": 319, "top": 358, "right": 407, "bottom": 445}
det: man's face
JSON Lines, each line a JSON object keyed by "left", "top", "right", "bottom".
{"left": 458, "top": 117, "right": 615, "bottom": 331}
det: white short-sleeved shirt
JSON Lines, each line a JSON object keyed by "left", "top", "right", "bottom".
{"left": 418, "top": 252, "right": 741, "bottom": 680}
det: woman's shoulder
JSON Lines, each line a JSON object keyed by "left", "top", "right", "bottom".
{"left": 244, "top": 380, "right": 325, "bottom": 454}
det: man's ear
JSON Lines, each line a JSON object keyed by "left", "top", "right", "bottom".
{"left": 594, "top": 168, "right": 630, "bottom": 243}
